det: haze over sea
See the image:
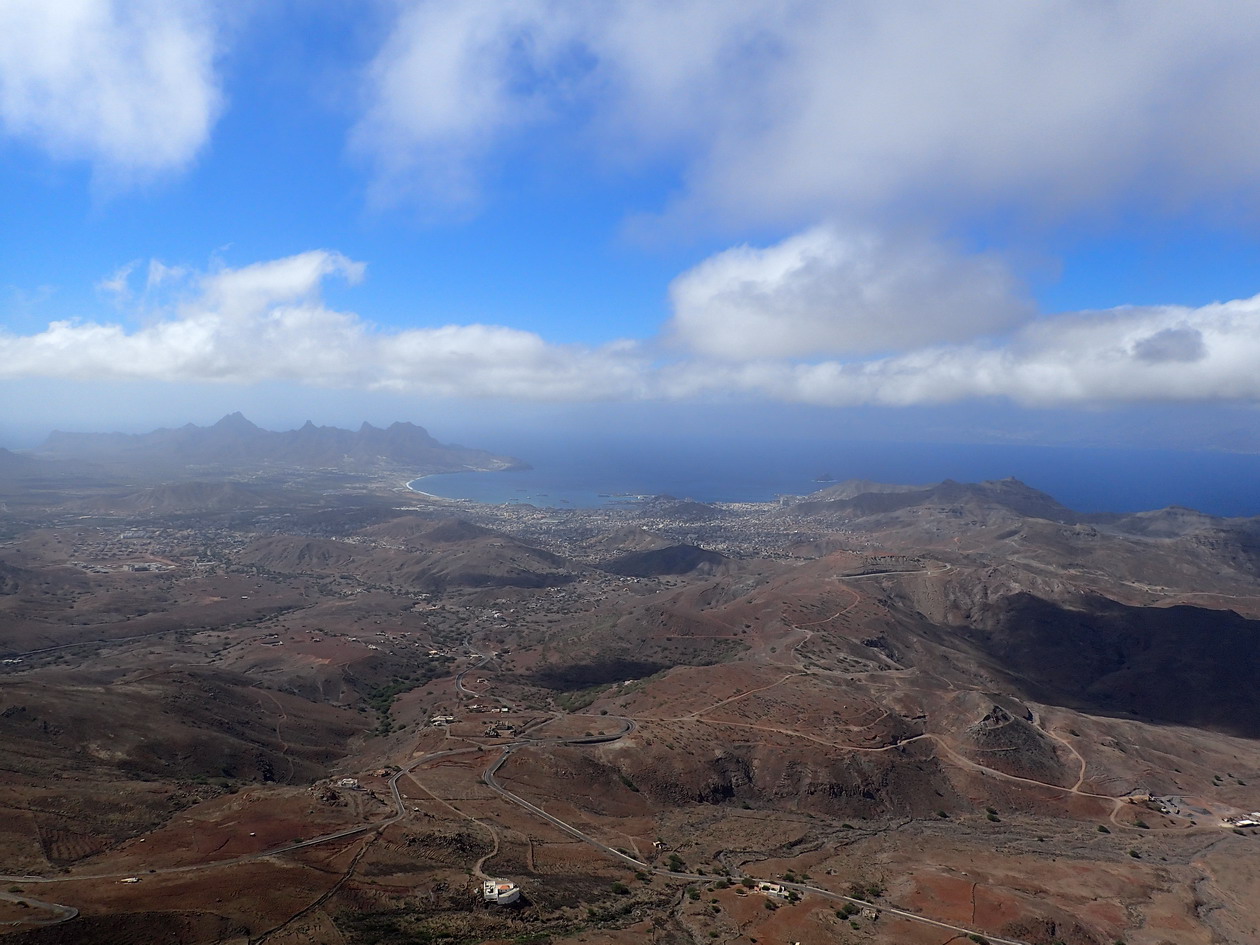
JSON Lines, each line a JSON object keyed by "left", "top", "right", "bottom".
{"left": 411, "top": 433, "right": 1260, "bottom": 517}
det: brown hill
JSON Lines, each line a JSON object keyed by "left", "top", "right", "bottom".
{"left": 573, "top": 525, "right": 676, "bottom": 558}
{"left": 3, "top": 472, "right": 1260, "bottom": 945}
{"left": 966, "top": 592, "right": 1260, "bottom": 736}
{"left": 0, "top": 665, "right": 360, "bottom": 816}
{"left": 795, "top": 476, "right": 1081, "bottom": 523}
{"left": 0, "top": 559, "right": 35, "bottom": 596}
{"left": 803, "top": 477, "right": 931, "bottom": 501}
{"left": 241, "top": 526, "right": 579, "bottom": 591}
{"left": 0, "top": 448, "right": 40, "bottom": 477}
{"left": 357, "top": 515, "right": 495, "bottom": 545}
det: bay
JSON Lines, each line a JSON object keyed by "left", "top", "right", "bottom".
{"left": 410, "top": 435, "right": 1260, "bottom": 517}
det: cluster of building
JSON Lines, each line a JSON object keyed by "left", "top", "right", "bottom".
{"left": 455, "top": 497, "right": 836, "bottom": 560}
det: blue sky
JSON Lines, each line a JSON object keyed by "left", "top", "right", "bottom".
{"left": 3, "top": 1, "right": 1260, "bottom": 451}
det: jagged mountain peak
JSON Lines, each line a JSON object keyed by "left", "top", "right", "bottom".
{"left": 33, "top": 416, "right": 523, "bottom": 478}
{"left": 211, "top": 412, "right": 261, "bottom": 432}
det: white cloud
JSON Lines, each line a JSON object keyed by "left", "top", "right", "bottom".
{"left": 351, "top": 0, "right": 580, "bottom": 208}
{"left": 0, "top": 251, "right": 645, "bottom": 400}
{"left": 96, "top": 260, "right": 140, "bottom": 300}
{"left": 353, "top": 1, "right": 1260, "bottom": 224}
{"left": 146, "top": 260, "right": 188, "bottom": 292}
{"left": 663, "top": 295, "right": 1260, "bottom": 408}
{"left": 667, "top": 225, "right": 1029, "bottom": 359}
{"left": 194, "top": 251, "right": 366, "bottom": 321}
{"left": 8, "top": 248, "right": 1260, "bottom": 410}
{"left": 0, "top": 0, "right": 221, "bottom": 177}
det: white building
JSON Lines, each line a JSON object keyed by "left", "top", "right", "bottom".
{"left": 482, "top": 878, "right": 521, "bottom": 905}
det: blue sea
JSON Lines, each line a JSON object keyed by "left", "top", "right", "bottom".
{"left": 410, "top": 435, "right": 1260, "bottom": 518}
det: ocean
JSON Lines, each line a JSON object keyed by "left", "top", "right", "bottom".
{"left": 409, "top": 436, "right": 1260, "bottom": 517}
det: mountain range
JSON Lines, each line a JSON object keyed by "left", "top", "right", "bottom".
{"left": 32, "top": 412, "right": 526, "bottom": 478}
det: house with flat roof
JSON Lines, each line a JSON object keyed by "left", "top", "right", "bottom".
{"left": 482, "top": 878, "right": 520, "bottom": 905}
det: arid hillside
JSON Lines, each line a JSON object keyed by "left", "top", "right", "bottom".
{"left": 1, "top": 472, "right": 1258, "bottom": 945}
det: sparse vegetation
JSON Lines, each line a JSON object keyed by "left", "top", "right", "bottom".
{"left": 9, "top": 419, "right": 1260, "bottom": 945}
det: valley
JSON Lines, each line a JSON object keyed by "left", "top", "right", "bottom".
{"left": 1, "top": 423, "right": 1259, "bottom": 945}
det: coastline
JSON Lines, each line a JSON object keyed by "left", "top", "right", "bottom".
{"left": 404, "top": 474, "right": 456, "bottom": 501}
{"left": 396, "top": 442, "right": 1260, "bottom": 517}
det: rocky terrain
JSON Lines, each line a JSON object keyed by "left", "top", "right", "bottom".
{"left": 0, "top": 441, "right": 1258, "bottom": 945}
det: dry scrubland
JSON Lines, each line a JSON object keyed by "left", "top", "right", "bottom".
{"left": 1, "top": 455, "right": 1259, "bottom": 944}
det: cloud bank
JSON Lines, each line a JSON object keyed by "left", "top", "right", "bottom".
{"left": 663, "top": 299, "right": 1256, "bottom": 408}
{"left": 0, "top": 251, "right": 646, "bottom": 400}
{"left": 0, "top": 0, "right": 221, "bottom": 177}
{"left": 353, "top": 1, "right": 1260, "bottom": 224}
{"left": 5, "top": 248, "right": 1260, "bottom": 410}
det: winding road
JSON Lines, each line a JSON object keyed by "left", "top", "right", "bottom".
{"left": 471, "top": 715, "right": 1032, "bottom": 945}
{"left": 0, "top": 591, "right": 1071, "bottom": 944}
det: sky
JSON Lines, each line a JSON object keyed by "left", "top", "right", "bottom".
{"left": 3, "top": 0, "right": 1260, "bottom": 452}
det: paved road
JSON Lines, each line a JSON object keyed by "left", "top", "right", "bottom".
{"left": 453, "top": 653, "right": 485, "bottom": 696}
{"left": 0, "top": 890, "right": 78, "bottom": 927}
{"left": 476, "top": 716, "right": 1031, "bottom": 945}
{"left": 0, "top": 700, "right": 1027, "bottom": 945}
